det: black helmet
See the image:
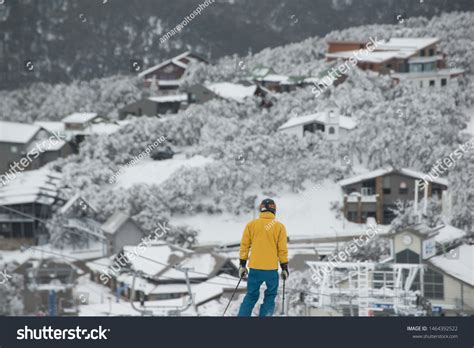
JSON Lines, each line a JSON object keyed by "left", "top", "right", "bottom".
{"left": 259, "top": 198, "right": 276, "bottom": 214}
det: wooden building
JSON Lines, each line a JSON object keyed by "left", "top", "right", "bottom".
{"left": 326, "top": 38, "right": 464, "bottom": 88}
{"left": 0, "top": 121, "right": 71, "bottom": 175}
{"left": 0, "top": 169, "right": 62, "bottom": 247}
{"left": 278, "top": 109, "right": 357, "bottom": 141}
{"left": 139, "top": 51, "right": 207, "bottom": 91}
{"left": 338, "top": 167, "right": 448, "bottom": 224}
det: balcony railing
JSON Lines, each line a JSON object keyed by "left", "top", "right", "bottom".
{"left": 361, "top": 187, "right": 376, "bottom": 196}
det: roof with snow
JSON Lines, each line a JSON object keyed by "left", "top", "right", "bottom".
{"left": 62, "top": 112, "right": 99, "bottom": 124}
{"left": 148, "top": 94, "right": 188, "bottom": 103}
{"left": 375, "top": 38, "right": 440, "bottom": 51}
{"left": 101, "top": 212, "right": 135, "bottom": 235}
{"left": 326, "top": 38, "right": 440, "bottom": 64}
{"left": 206, "top": 82, "right": 257, "bottom": 102}
{"left": 250, "top": 66, "right": 276, "bottom": 78}
{"left": 28, "top": 138, "right": 66, "bottom": 152}
{"left": 428, "top": 244, "right": 474, "bottom": 286}
{"left": 326, "top": 50, "right": 407, "bottom": 63}
{"left": 35, "top": 121, "right": 65, "bottom": 133}
{"left": 434, "top": 224, "right": 466, "bottom": 244}
{"left": 121, "top": 242, "right": 192, "bottom": 277}
{"left": 278, "top": 110, "right": 357, "bottom": 131}
{"left": 0, "top": 169, "right": 62, "bottom": 205}
{"left": 157, "top": 251, "right": 234, "bottom": 281}
{"left": 338, "top": 167, "right": 449, "bottom": 187}
{"left": 0, "top": 121, "right": 42, "bottom": 144}
{"left": 138, "top": 51, "right": 201, "bottom": 78}
{"left": 392, "top": 68, "right": 465, "bottom": 80}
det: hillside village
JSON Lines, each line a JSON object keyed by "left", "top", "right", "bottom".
{"left": 0, "top": 11, "right": 473, "bottom": 317}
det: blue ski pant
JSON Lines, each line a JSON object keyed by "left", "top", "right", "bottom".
{"left": 238, "top": 268, "right": 279, "bottom": 317}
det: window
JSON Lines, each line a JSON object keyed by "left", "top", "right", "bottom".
{"left": 429, "top": 48, "right": 434, "bottom": 56}
{"left": 303, "top": 122, "right": 325, "bottom": 134}
{"left": 396, "top": 249, "right": 420, "bottom": 264}
{"left": 410, "top": 63, "right": 423, "bottom": 73}
{"left": 347, "top": 211, "right": 358, "bottom": 222}
{"left": 328, "top": 127, "right": 335, "bottom": 134}
{"left": 383, "top": 176, "right": 391, "bottom": 194}
{"left": 10, "top": 145, "right": 18, "bottom": 153}
{"left": 424, "top": 62, "right": 436, "bottom": 72}
{"left": 429, "top": 80, "right": 435, "bottom": 87}
{"left": 420, "top": 50, "right": 425, "bottom": 57}
{"left": 441, "top": 78, "right": 447, "bottom": 87}
{"left": 424, "top": 268, "right": 444, "bottom": 299}
{"left": 399, "top": 181, "right": 408, "bottom": 194}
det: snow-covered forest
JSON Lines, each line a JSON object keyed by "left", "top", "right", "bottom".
{"left": 0, "top": 9, "right": 473, "bottom": 317}
{"left": 3, "top": 11, "right": 470, "bottom": 237}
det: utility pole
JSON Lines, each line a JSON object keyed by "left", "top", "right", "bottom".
{"left": 182, "top": 267, "right": 198, "bottom": 315}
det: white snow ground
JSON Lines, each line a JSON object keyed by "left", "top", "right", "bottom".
{"left": 115, "top": 154, "right": 213, "bottom": 188}
{"left": 174, "top": 180, "right": 381, "bottom": 245}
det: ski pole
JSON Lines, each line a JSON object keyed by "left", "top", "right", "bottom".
{"left": 223, "top": 276, "right": 243, "bottom": 316}
{"left": 280, "top": 279, "right": 286, "bottom": 316}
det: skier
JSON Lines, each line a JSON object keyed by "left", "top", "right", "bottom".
{"left": 237, "top": 198, "right": 289, "bottom": 317}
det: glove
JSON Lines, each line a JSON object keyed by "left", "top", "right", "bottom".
{"left": 280, "top": 263, "right": 289, "bottom": 280}
{"left": 239, "top": 259, "right": 248, "bottom": 278}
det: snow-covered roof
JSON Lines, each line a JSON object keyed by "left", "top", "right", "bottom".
{"left": 28, "top": 138, "right": 66, "bottom": 152}
{"left": 85, "top": 256, "right": 114, "bottom": 273}
{"left": 250, "top": 66, "right": 275, "bottom": 78}
{"left": 34, "top": 121, "right": 65, "bottom": 133}
{"left": 338, "top": 167, "right": 448, "bottom": 187}
{"left": 392, "top": 68, "right": 465, "bottom": 80}
{"left": 206, "top": 82, "right": 257, "bottom": 102}
{"left": 375, "top": 38, "right": 440, "bottom": 51}
{"left": 0, "top": 169, "right": 61, "bottom": 205}
{"left": 116, "top": 274, "right": 185, "bottom": 296}
{"left": 428, "top": 244, "right": 474, "bottom": 286}
{"left": 62, "top": 112, "right": 99, "bottom": 124}
{"left": 35, "top": 120, "right": 124, "bottom": 137}
{"left": 434, "top": 224, "right": 467, "bottom": 244}
{"left": 122, "top": 242, "right": 192, "bottom": 277}
{"left": 139, "top": 51, "right": 193, "bottom": 78}
{"left": 0, "top": 121, "right": 42, "bottom": 144}
{"left": 326, "top": 50, "right": 410, "bottom": 63}
{"left": 101, "top": 212, "right": 132, "bottom": 235}
{"left": 148, "top": 94, "right": 188, "bottom": 103}
{"left": 157, "top": 252, "right": 228, "bottom": 280}
{"left": 256, "top": 74, "right": 290, "bottom": 83}
{"left": 278, "top": 110, "right": 357, "bottom": 131}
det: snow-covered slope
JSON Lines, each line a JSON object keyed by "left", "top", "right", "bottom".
{"left": 115, "top": 154, "right": 213, "bottom": 188}
{"left": 173, "top": 180, "right": 380, "bottom": 245}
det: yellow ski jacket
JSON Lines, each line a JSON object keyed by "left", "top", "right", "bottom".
{"left": 239, "top": 211, "right": 289, "bottom": 270}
